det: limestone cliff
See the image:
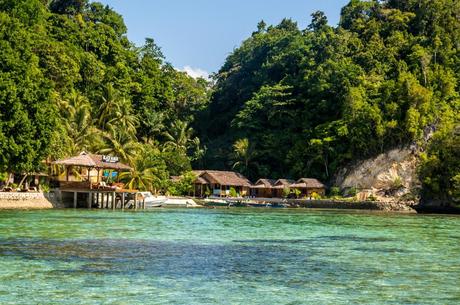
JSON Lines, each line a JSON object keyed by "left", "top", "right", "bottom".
{"left": 334, "top": 148, "right": 421, "bottom": 203}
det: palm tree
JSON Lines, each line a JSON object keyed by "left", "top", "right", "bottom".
{"left": 108, "top": 97, "right": 139, "bottom": 136}
{"left": 119, "top": 146, "right": 169, "bottom": 192}
{"left": 97, "top": 84, "right": 119, "bottom": 131}
{"left": 58, "top": 91, "right": 101, "bottom": 154}
{"left": 163, "top": 120, "right": 194, "bottom": 152}
{"left": 98, "top": 126, "right": 139, "bottom": 164}
{"left": 232, "top": 138, "right": 257, "bottom": 177}
{"left": 189, "top": 137, "right": 206, "bottom": 161}
{"left": 119, "top": 159, "right": 155, "bottom": 191}
{"left": 98, "top": 84, "right": 139, "bottom": 136}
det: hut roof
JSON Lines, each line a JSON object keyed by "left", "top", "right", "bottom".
{"left": 273, "top": 179, "right": 296, "bottom": 189}
{"left": 194, "top": 176, "right": 208, "bottom": 185}
{"left": 52, "top": 152, "right": 132, "bottom": 171}
{"left": 291, "top": 178, "right": 325, "bottom": 189}
{"left": 252, "top": 179, "right": 276, "bottom": 189}
{"left": 192, "top": 170, "right": 206, "bottom": 176}
{"left": 198, "top": 170, "right": 252, "bottom": 187}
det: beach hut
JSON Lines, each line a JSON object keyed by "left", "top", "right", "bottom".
{"left": 272, "top": 179, "right": 296, "bottom": 198}
{"left": 52, "top": 152, "right": 132, "bottom": 190}
{"left": 290, "top": 178, "right": 326, "bottom": 197}
{"left": 192, "top": 170, "right": 252, "bottom": 197}
{"left": 251, "top": 179, "right": 276, "bottom": 198}
{"left": 192, "top": 174, "right": 210, "bottom": 198}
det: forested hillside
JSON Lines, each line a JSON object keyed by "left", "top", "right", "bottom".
{"left": 0, "top": 0, "right": 458, "bottom": 203}
{"left": 198, "top": 0, "right": 459, "bottom": 203}
{"left": 0, "top": 0, "right": 209, "bottom": 191}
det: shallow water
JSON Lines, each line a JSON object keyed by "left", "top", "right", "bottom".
{"left": 0, "top": 209, "right": 459, "bottom": 305}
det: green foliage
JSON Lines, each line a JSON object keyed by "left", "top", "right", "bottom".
{"left": 229, "top": 187, "right": 238, "bottom": 198}
{"left": 196, "top": 0, "right": 459, "bottom": 202}
{"left": 311, "top": 192, "right": 321, "bottom": 200}
{"left": 419, "top": 122, "right": 460, "bottom": 204}
{"left": 231, "top": 138, "right": 258, "bottom": 179}
{"left": 204, "top": 185, "right": 211, "bottom": 197}
{"left": 282, "top": 187, "right": 291, "bottom": 198}
{"left": 0, "top": 11, "right": 58, "bottom": 173}
{"left": 168, "top": 171, "right": 196, "bottom": 196}
{"left": 0, "top": 1, "right": 209, "bottom": 192}
{"left": 367, "top": 194, "right": 377, "bottom": 202}
{"left": 390, "top": 176, "right": 404, "bottom": 190}
{"left": 40, "top": 183, "right": 50, "bottom": 193}
{"left": 1, "top": 0, "right": 458, "bottom": 203}
{"left": 329, "top": 187, "right": 341, "bottom": 197}
{"left": 0, "top": 172, "right": 8, "bottom": 183}
{"left": 347, "top": 187, "right": 358, "bottom": 197}
{"left": 293, "top": 188, "right": 301, "bottom": 198}
{"left": 119, "top": 145, "right": 169, "bottom": 192}
{"left": 49, "top": 0, "right": 88, "bottom": 15}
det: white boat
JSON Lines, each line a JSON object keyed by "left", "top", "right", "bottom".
{"left": 126, "top": 192, "right": 166, "bottom": 208}
{"left": 162, "top": 197, "right": 201, "bottom": 208}
{"left": 144, "top": 193, "right": 167, "bottom": 207}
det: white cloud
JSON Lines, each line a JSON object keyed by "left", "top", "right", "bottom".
{"left": 181, "top": 66, "right": 210, "bottom": 80}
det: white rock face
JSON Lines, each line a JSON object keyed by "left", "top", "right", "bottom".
{"left": 0, "top": 192, "right": 60, "bottom": 209}
{"left": 335, "top": 148, "right": 420, "bottom": 201}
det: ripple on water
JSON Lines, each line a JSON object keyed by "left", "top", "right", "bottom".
{"left": 0, "top": 209, "right": 459, "bottom": 305}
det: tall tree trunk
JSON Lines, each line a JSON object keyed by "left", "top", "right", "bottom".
{"left": 5, "top": 173, "right": 13, "bottom": 187}
{"left": 324, "top": 154, "right": 329, "bottom": 178}
{"left": 18, "top": 174, "right": 28, "bottom": 190}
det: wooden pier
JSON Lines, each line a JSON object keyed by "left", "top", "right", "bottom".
{"left": 60, "top": 189, "right": 146, "bottom": 210}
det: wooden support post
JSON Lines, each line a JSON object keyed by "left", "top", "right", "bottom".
{"left": 112, "top": 192, "right": 116, "bottom": 210}
{"left": 143, "top": 198, "right": 146, "bottom": 210}
{"left": 88, "top": 168, "right": 92, "bottom": 190}
{"left": 73, "top": 192, "right": 77, "bottom": 209}
{"left": 100, "top": 193, "right": 103, "bottom": 208}
{"left": 87, "top": 192, "right": 91, "bottom": 209}
{"left": 96, "top": 192, "right": 99, "bottom": 207}
{"left": 134, "top": 193, "right": 138, "bottom": 211}
{"left": 121, "top": 193, "right": 125, "bottom": 211}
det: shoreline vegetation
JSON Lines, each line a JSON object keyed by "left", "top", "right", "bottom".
{"left": 0, "top": 191, "right": 418, "bottom": 213}
{"left": 0, "top": 1, "right": 458, "bottom": 210}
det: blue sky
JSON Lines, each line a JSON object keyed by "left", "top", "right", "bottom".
{"left": 96, "top": 0, "right": 350, "bottom": 77}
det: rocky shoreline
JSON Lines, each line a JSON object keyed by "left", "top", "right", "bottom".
{"left": 0, "top": 192, "right": 446, "bottom": 214}
{"left": 276, "top": 199, "right": 417, "bottom": 212}
{"left": 0, "top": 192, "right": 61, "bottom": 210}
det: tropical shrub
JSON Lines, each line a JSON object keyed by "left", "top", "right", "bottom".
{"left": 229, "top": 187, "right": 238, "bottom": 198}
{"left": 329, "top": 186, "right": 341, "bottom": 197}
{"left": 282, "top": 187, "right": 291, "bottom": 198}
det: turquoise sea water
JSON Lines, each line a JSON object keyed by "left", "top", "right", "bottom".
{"left": 0, "top": 209, "right": 459, "bottom": 305}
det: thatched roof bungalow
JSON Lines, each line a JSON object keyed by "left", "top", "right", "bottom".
{"left": 252, "top": 179, "right": 276, "bottom": 198}
{"left": 273, "top": 179, "right": 296, "bottom": 189}
{"left": 192, "top": 170, "right": 252, "bottom": 197}
{"left": 290, "top": 178, "right": 326, "bottom": 196}
{"left": 52, "top": 152, "right": 131, "bottom": 189}
{"left": 271, "top": 179, "right": 295, "bottom": 197}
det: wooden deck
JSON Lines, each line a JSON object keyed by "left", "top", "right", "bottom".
{"left": 58, "top": 188, "right": 145, "bottom": 210}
